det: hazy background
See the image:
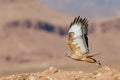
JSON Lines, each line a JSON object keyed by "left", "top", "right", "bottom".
{"left": 40, "top": 0, "right": 120, "bottom": 19}
{"left": 0, "top": 0, "right": 120, "bottom": 76}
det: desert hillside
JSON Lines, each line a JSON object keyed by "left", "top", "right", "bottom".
{"left": 0, "top": 66, "right": 120, "bottom": 80}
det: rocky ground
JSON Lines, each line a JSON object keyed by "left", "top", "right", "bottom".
{"left": 0, "top": 66, "right": 120, "bottom": 80}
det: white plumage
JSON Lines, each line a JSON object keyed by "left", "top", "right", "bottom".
{"left": 68, "top": 17, "right": 89, "bottom": 54}
{"left": 68, "top": 24, "right": 82, "bottom": 38}
{"left": 68, "top": 24, "right": 88, "bottom": 53}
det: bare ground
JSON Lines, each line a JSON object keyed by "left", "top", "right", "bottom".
{"left": 0, "top": 66, "right": 120, "bottom": 80}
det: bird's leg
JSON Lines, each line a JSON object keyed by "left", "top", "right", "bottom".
{"left": 85, "top": 57, "right": 102, "bottom": 68}
{"left": 95, "top": 60, "right": 102, "bottom": 68}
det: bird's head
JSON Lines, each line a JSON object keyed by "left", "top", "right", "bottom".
{"left": 65, "top": 53, "right": 72, "bottom": 58}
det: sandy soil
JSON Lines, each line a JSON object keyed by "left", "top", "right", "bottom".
{"left": 0, "top": 66, "right": 120, "bottom": 80}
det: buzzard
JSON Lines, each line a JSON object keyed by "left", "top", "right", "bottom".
{"left": 66, "top": 16, "right": 101, "bottom": 67}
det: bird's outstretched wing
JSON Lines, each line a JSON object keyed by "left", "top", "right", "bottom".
{"left": 68, "top": 16, "right": 89, "bottom": 54}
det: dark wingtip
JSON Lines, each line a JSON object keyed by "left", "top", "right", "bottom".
{"left": 70, "top": 16, "right": 88, "bottom": 27}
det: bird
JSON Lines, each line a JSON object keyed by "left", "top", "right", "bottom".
{"left": 66, "top": 16, "right": 101, "bottom": 67}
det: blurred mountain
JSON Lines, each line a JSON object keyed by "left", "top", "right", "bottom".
{"left": 0, "top": 0, "right": 73, "bottom": 64}
{"left": 39, "top": 0, "right": 120, "bottom": 19}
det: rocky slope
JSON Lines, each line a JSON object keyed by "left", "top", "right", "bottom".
{"left": 0, "top": 66, "right": 120, "bottom": 80}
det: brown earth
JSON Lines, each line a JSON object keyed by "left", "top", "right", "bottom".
{"left": 0, "top": 66, "right": 120, "bottom": 80}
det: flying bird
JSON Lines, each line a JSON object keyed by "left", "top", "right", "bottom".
{"left": 66, "top": 16, "right": 101, "bottom": 67}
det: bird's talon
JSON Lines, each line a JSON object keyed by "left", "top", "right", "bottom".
{"left": 97, "top": 60, "right": 102, "bottom": 68}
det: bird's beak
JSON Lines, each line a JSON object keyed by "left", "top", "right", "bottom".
{"left": 65, "top": 53, "right": 71, "bottom": 58}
